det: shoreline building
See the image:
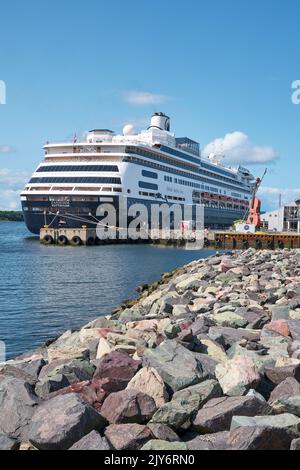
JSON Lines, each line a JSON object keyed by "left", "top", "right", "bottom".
{"left": 261, "top": 199, "right": 300, "bottom": 232}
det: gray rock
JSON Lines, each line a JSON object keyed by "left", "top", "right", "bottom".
{"left": 118, "top": 308, "right": 143, "bottom": 324}
{"left": 150, "top": 396, "right": 200, "bottom": 430}
{"left": 208, "top": 326, "right": 260, "bottom": 349}
{"left": 269, "top": 377, "right": 300, "bottom": 403}
{"left": 143, "top": 341, "right": 205, "bottom": 393}
{"left": 141, "top": 439, "right": 188, "bottom": 451}
{"left": 105, "top": 424, "right": 153, "bottom": 450}
{"left": 0, "top": 434, "right": 19, "bottom": 450}
{"left": 69, "top": 430, "right": 110, "bottom": 450}
{"left": 191, "top": 317, "right": 215, "bottom": 335}
{"left": 246, "top": 389, "right": 266, "bottom": 402}
{"left": 271, "top": 305, "right": 291, "bottom": 320}
{"left": 192, "top": 396, "right": 271, "bottom": 433}
{"left": 29, "top": 393, "right": 106, "bottom": 450}
{"left": 39, "top": 358, "right": 95, "bottom": 381}
{"left": 11, "top": 358, "right": 46, "bottom": 380}
{"left": 0, "top": 376, "right": 38, "bottom": 441}
{"left": 271, "top": 395, "right": 300, "bottom": 417}
{"left": 231, "top": 413, "right": 300, "bottom": 434}
{"left": 291, "top": 438, "right": 300, "bottom": 450}
{"left": 192, "top": 353, "right": 218, "bottom": 379}
{"left": 0, "top": 364, "right": 37, "bottom": 385}
{"left": 147, "top": 423, "right": 179, "bottom": 442}
{"left": 288, "top": 320, "right": 300, "bottom": 341}
{"left": 186, "top": 431, "right": 229, "bottom": 450}
{"left": 265, "top": 364, "right": 300, "bottom": 385}
{"left": 101, "top": 389, "right": 157, "bottom": 424}
{"left": 175, "top": 276, "right": 202, "bottom": 294}
{"left": 213, "top": 311, "right": 248, "bottom": 329}
{"left": 35, "top": 374, "right": 70, "bottom": 398}
{"left": 227, "top": 426, "right": 298, "bottom": 450}
{"left": 173, "top": 379, "right": 222, "bottom": 407}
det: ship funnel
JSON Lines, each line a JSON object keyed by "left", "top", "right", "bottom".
{"left": 148, "top": 112, "right": 170, "bottom": 132}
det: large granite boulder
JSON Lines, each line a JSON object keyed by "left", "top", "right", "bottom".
{"left": 269, "top": 377, "right": 300, "bottom": 403}
{"left": 271, "top": 395, "right": 300, "bottom": 417}
{"left": 0, "top": 376, "right": 39, "bottom": 441}
{"left": 230, "top": 413, "right": 300, "bottom": 435}
{"left": 93, "top": 351, "right": 141, "bottom": 387}
{"left": 265, "top": 364, "right": 300, "bottom": 385}
{"left": 28, "top": 393, "right": 106, "bottom": 450}
{"left": 192, "top": 396, "right": 271, "bottom": 433}
{"left": 227, "top": 426, "right": 297, "bottom": 450}
{"left": 143, "top": 341, "right": 205, "bottom": 393}
{"left": 126, "top": 367, "right": 168, "bottom": 407}
{"left": 150, "top": 396, "right": 200, "bottom": 430}
{"left": 100, "top": 389, "right": 157, "bottom": 424}
{"left": 172, "top": 379, "right": 222, "bottom": 408}
{"left": 215, "top": 356, "right": 260, "bottom": 396}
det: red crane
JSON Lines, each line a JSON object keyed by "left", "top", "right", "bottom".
{"left": 246, "top": 168, "right": 267, "bottom": 229}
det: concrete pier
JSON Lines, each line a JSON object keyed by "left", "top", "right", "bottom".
{"left": 40, "top": 226, "right": 300, "bottom": 249}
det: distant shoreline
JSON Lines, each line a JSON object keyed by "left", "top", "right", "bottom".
{"left": 0, "top": 211, "right": 24, "bottom": 222}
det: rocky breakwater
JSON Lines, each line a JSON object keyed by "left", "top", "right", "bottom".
{"left": 1, "top": 248, "right": 300, "bottom": 450}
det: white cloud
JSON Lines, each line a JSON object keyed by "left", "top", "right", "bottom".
{"left": 0, "top": 145, "right": 15, "bottom": 154}
{"left": 123, "top": 91, "right": 170, "bottom": 106}
{"left": 258, "top": 186, "right": 300, "bottom": 211}
{"left": 0, "top": 168, "right": 30, "bottom": 210}
{"left": 203, "top": 131, "right": 278, "bottom": 165}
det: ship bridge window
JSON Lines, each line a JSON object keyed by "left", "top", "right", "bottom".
{"left": 29, "top": 177, "right": 121, "bottom": 184}
{"left": 138, "top": 181, "right": 158, "bottom": 191}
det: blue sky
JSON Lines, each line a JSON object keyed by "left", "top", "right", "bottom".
{"left": 0, "top": 0, "right": 299, "bottom": 210}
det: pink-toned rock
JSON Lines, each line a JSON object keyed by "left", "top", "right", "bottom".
{"left": 126, "top": 367, "right": 169, "bottom": 407}
{"left": 178, "top": 320, "right": 193, "bottom": 331}
{"left": 127, "top": 320, "right": 159, "bottom": 331}
{"left": 105, "top": 424, "right": 153, "bottom": 450}
{"left": 96, "top": 337, "right": 112, "bottom": 359}
{"left": 100, "top": 389, "right": 157, "bottom": 424}
{"left": 97, "top": 328, "right": 115, "bottom": 338}
{"left": 93, "top": 351, "right": 141, "bottom": 386}
{"left": 264, "top": 320, "right": 291, "bottom": 338}
{"left": 215, "top": 356, "right": 260, "bottom": 396}
{"left": 218, "top": 263, "right": 235, "bottom": 273}
{"left": 47, "top": 377, "right": 124, "bottom": 411}
{"left": 269, "top": 377, "right": 300, "bottom": 403}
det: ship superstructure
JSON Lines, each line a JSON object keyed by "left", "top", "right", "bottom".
{"left": 21, "top": 113, "right": 255, "bottom": 234}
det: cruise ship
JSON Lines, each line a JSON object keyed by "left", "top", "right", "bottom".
{"left": 21, "top": 113, "right": 255, "bottom": 235}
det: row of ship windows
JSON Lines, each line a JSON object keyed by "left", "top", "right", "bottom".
{"left": 159, "top": 144, "right": 201, "bottom": 165}
{"left": 29, "top": 177, "right": 122, "bottom": 184}
{"left": 138, "top": 191, "right": 186, "bottom": 202}
{"left": 125, "top": 147, "right": 245, "bottom": 188}
{"left": 124, "top": 155, "right": 250, "bottom": 195}
{"left": 164, "top": 174, "right": 243, "bottom": 197}
{"left": 36, "top": 165, "right": 119, "bottom": 172}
